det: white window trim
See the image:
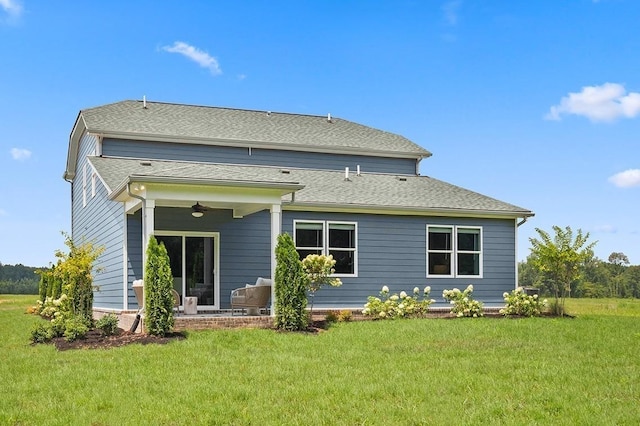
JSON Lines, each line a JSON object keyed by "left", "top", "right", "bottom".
{"left": 426, "top": 225, "right": 483, "bottom": 279}
{"left": 82, "top": 163, "right": 87, "bottom": 208}
{"left": 294, "top": 220, "right": 358, "bottom": 278}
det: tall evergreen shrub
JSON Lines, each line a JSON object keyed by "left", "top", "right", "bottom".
{"left": 274, "top": 233, "right": 309, "bottom": 331}
{"left": 144, "top": 236, "right": 175, "bottom": 336}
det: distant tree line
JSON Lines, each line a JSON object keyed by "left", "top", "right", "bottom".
{"left": 0, "top": 263, "right": 43, "bottom": 294}
{"left": 520, "top": 251, "right": 640, "bottom": 299}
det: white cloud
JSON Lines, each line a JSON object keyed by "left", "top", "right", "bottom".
{"left": 442, "top": 0, "right": 462, "bottom": 26}
{"left": 0, "top": 0, "right": 22, "bottom": 17}
{"left": 0, "top": 208, "right": 6, "bottom": 216}
{"left": 594, "top": 224, "right": 617, "bottom": 234}
{"left": 609, "top": 169, "right": 640, "bottom": 188}
{"left": 10, "top": 147, "right": 31, "bottom": 160}
{"left": 546, "top": 83, "right": 640, "bottom": 122}
{"left": 162, "top": 41, "right": 222, "bottom": 75}
{"left": 237, "top": 74, "right": 246, "bottom": 81}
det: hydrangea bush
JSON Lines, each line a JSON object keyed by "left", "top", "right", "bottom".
{"left": 442, "top": 285, "right": 483, "bottom": 318}
{"left": 500, "top": 287, "right": 547, "bottom": 317}
{"left": 363, "top": 286, "right": 435, "bottom": 319}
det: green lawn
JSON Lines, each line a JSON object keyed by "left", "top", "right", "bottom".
{"left": 1, "top": 295, "right": 639, "bottom": 425}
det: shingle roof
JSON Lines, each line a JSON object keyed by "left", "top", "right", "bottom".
{"left": 80, "top": 100, "right": 431, "bottom": 158}
{"left": 89, "top": 157, "right": 533, "bottom": 217}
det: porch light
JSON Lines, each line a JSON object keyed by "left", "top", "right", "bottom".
{"left": 191, "top": 202, "right": 207, "bottom": 218}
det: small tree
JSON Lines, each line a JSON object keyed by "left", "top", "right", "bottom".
{"left": 274, "top": 233, "right": 309, "bottom": 331}
{"left": 144, "top": 236, "right": 175, "bottom": 336}
{"left": 52, "top": 234, "right": 104, "bottom": 327}
{"left": 302, "top": 254, "right": 342, "bottom": 314}
{"left": 529, "top": 226, "right": 596, "bottom": 316}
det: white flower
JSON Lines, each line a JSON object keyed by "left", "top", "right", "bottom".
{"left": 503, "top": 292, "right": 509, "bottom": 298}
{"left": 424, "top": 286, "right": 431, "bottom": 294}
{"left": 413, "top": 287, "right": 420, "bottom": 295}
{"left": 381, "top": 285, "right": 389, "bottom": 293}
{"left": 379, "top": 311, "right": 387, "bottom": 318}
{"left": 400, "top": 291, "right": 407, "bottom": 299}
{"left": 390, "top": 295, "right": 399, "bottom": 301}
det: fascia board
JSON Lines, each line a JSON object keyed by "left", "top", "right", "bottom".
{"left": 63, "top": 113, "right": 87, "bottom": 181}
{"left": 283, "top": 202, "right": 535, "bottom": 220}
{"left": 92, "top": 130, "right": 430, "bottom": 160}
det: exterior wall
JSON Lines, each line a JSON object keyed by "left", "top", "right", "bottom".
{"left": 102, "top": 138, "right": 417, "bottom": 175}
{"left": 282, "top": 211, "right": 517, "bottom": 307}
{"left": 126, "top": 207, "right": 516, "bottom": 309}
{"left": 154, "top": 207, "right": 272, "bottom": 308}
{"left": 126, "top": 210, "right": 143, "bottom": 309}
{"left": 71, "top": 132, "right": 125, "bottom": 310}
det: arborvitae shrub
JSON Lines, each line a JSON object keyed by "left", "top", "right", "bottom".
{"left": 274, "top": 233, "right": 309, "bottom": 331}
{"left": 144, "top": 236, "right": 175, "bottom": 336}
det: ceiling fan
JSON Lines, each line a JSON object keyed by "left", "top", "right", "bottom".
{"left": 191, "top": 202, "right": 209, "bottom": 218}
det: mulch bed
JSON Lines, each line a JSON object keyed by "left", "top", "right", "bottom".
{"left": 52, "top": 329, "right": 186, "bottom": 351}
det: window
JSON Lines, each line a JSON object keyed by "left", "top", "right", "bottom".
{"left": 427, "top": 225, "right": 482, "bottom": 278}
{"left": 294, "top": 220, "right": 357, "bottom": 276}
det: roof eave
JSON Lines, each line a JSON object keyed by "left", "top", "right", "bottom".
{"left": 283, "top": 201, "right": 534, "bottom": 219}
{"left": 90, "top": 130, "right": 431, "bottom": 160}
{"left": 64, "top": 112, "right": 87, "bottom": 182}
{"left": 109, "top": 175, "right": 305, "bottom": 201}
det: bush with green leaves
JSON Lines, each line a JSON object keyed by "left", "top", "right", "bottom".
{"left": 302, "top": 254, "right": 342, "bottom": 313}
{"left": 274, "top": 233, "right": 309, "bottom": 331}
{"left": 363, "top": 286, "right": 435, "bottom": 319}
{"left": 63, "top": 317, "right": 89, "bottom": 342}
{"left": 96, "top": 313, "right": 119, "bottom": 336}
{"left": 500, "top": 287, "right": 548, "bottom": 317}
{"left": 30, "top": 322, "right": 54, "bottom": 343}
{"left": 442, "top": 285, "right": 484, "bottom": 318}
{"left": 144, "top": 236, "right": 175, "bottom": 336}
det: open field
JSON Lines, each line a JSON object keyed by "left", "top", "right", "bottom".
{"left": 1, "top": 294, "right": 639, "bottom": 425}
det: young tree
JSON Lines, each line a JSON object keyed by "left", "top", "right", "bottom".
{"left": 144, "top": 235, "right": 175, "bottom": 336}
{"left": 302, "top": 254, "right": 342, "bottom": 314}
{"left": 274, "top": 233, "right": 309, "bottom": 331}
{"left": 529, "top": 226, "right": 596, "bottom": 315}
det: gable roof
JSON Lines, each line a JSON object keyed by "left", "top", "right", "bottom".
{"left": 89, "top": 156, "right": 533, "bottom": 218}
{"left": 65, "top": 100, "right": 431, "bottom": 180}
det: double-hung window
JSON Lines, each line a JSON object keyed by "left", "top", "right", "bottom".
{"left": 427, "top": 225, "right": 482, "bottom": 278}
{"left": 294, "top": 220, "right": 357, "bottom": 276}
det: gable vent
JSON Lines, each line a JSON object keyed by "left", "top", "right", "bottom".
{"left": 397, "top": 177, "right": 407, "bottom": 182}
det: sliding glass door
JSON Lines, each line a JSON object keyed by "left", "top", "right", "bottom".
{"left": 156, "top": 232, "right": 219, "bottom": 310}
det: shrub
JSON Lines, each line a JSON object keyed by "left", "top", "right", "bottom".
{"left": 302, "top": 254, "right": 342, "bottom": 313}
{"left": 500, "top": 287, "right": 548, "bottom": 317}
{"left": 337, "top": 310, "right": 353, "bottom": 322}
{"left": 30, "top": 323, "right": 53, "bottom": 343}
{"left": 274, "top": 233, "right": 309, "bottom": 331}
{"left": 144, "top": 236, "right": 175, "bottom": 336}
{"left": 442, "top": 285, "right": 484, "bottom": 318}
{"left": 96, "top": 313, "right": 119, "bottom": 336}
{"left": 363, "top": 286, "right": 435, "bottom": 319}
{"left": 63, "top": 317, "right": 88, "bottom": 342}
{"left": 325, "top": 311, "right": 339, "bottom": 323}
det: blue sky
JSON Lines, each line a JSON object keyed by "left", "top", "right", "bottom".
{"left": 1, "top": 0, "right": 638, "bottom": 267}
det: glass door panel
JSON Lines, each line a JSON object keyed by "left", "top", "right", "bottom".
{"left": 186, "top": 237, "right": 215, "bottom": 306}
{"left": 156, "top": 235, "right": 183, "bottom": 304}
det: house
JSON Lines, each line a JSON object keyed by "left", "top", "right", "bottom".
{"left": 63, "top": 100, "right": 534, "bottom": 314}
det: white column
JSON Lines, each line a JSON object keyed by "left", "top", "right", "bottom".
{"left": 270, "top": 204, "right": 282, "bottom": 316}
{"left": 142, "top": 200, "right": 156, "bottom": 276}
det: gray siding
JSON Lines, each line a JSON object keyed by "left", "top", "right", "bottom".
{"left": 282, "top": 212, "right": 517, "bottom": 308}
{"left": 126, "top": 211, "right": 143, "bottom": 309}
{"left": 154, "top": 207, "right": 272, "bottom": 308}
{"left": 102, "top": 138, "right": 417, "bottom": 175}
{"left": 127, "top": 207, "right": 517, "bottom": 309}
{"left": 72, "top": 133, "right": 125, "bottom": 310}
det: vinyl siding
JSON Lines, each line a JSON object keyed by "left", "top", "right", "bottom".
{"left": 283, "top": 212, "right": 517, "bottom": 307}
{"left": 102, "top": 138, "right": 417, "bottom": 175}
{"left": 126, "top": 211, "right": 143, "bottom": 309}
{"left": 138, "top": 207, "right": 516, "bottom": 309}
{"left": 71, "top": 132, "right": 125, "bottom": 310}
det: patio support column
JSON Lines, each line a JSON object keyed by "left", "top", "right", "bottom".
{"left": 141, "top": 199, "right": 155, "bottom": 273}
{"left": 270, "top": 203, "right": 282, "bottom": 316}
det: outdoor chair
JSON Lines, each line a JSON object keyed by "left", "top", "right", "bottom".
{"left": 172, "top": 289, "right": 180, "bottom": 315}
{"left": 230, "top": 277, "right": 272, "bottom": 316}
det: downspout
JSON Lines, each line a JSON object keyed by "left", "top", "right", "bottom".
{"left": 517, "top": 217, "right": 528, "bottom": 227}
{"left": 515, "top": 216, "right": 528, "bottom": 290}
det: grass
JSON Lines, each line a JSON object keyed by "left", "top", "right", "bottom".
{"left": 1, "top": 295, "right": 640, "bottom": 425}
